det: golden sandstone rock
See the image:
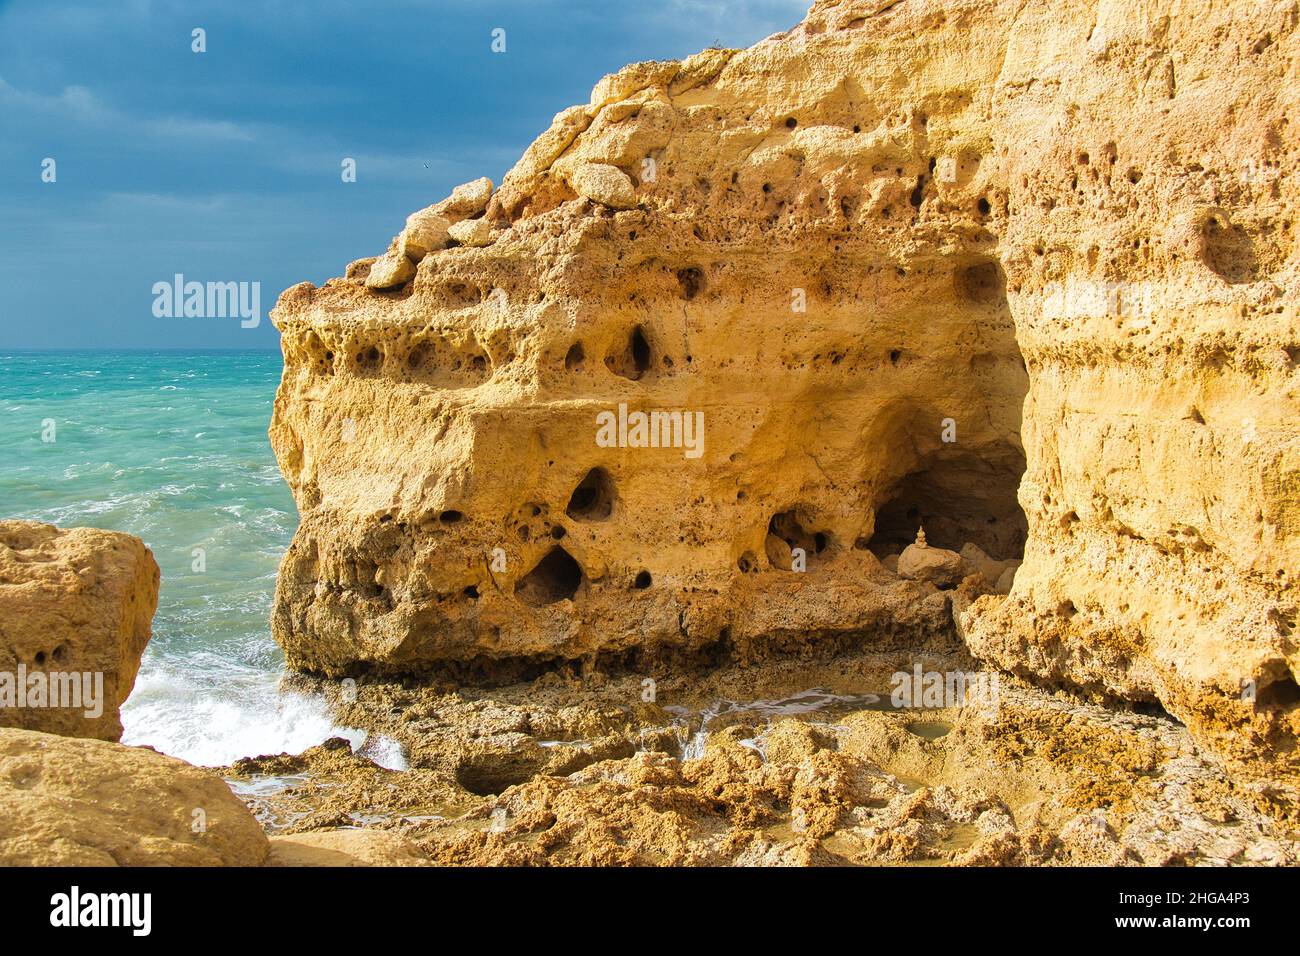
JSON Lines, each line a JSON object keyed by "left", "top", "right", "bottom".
{"left": 0, "top": 728, "right": 268, "bottom": 866}
{"left": 435, "top": 176, "right": 494, "bottom": 220}
{"left": 267, "top": 829, "right": 429, "bottom": 867}
{"left": 447, "top": 217, "right": 495, "bottom": 248}
{"left": 269, "top": 0, "right": 1300, "bottom": 776}
{"left": 0, "top": 523, "right": 277, "bottom": 867}
{"left": 0, "top": 521, "right": 159, "bottom": 741}
{"left": 898, "top": 527, "right": 964, "bottom": 587}
{"left": 397, "top": 206, "right": 452, "bottom": 261}
{"left": 568, "top": 162, "right": 639, "bottom": 209}
{"left": 365, "top": 253, "right": 416, "bottom": 290}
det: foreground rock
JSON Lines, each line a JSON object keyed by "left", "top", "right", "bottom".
{"left": 228, "top": 650, "right": 1299, "bottom": 866}
{"left": 0, "top": 728, "right": 268, "bottom": 866}
{"left": 268, "top": 0, "right": 1299, "bottom": 772}
{"left": 268, "top": 830, "right": 429, "bottom": 866}
{"left": 0, "top": 521, "right": 159, "bottom": 741}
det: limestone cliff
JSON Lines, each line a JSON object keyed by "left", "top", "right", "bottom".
{"left": 269, "top": 0, "right": 1300, "bottom": 770}
{"left": 0, "top": 521, "right": 160, "bottom": 741}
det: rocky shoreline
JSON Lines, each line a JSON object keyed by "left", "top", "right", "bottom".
{"left": 4, "top": 0, "right": 1300, "bottom": 868}
{"left": 1, "top": 511, "right": 1297, "bottom": 865}
{"left": 224, "top": 647, "right": 1299, "bottom": 867}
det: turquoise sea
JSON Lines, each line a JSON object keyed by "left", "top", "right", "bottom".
{"left": 0, "top": 350, "right": 372, "bottom": 765}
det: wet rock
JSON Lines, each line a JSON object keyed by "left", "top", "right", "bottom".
{"left": 233, "top": 651, "right": 1300, "bottom": 866}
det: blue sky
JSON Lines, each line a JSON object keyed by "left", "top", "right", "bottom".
{"left": 0, "top": 0, "right": 807, "bottom": 349}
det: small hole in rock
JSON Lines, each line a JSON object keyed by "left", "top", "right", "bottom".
{"left": 514, "top": 547, "right": 584, "bottom": 607}
{"left": 909, "top": 177, "right": 925, "bottom": 208}
{"left": 566, "top": 467, "right": 616, "bottom": 521}
{"left": 605, "top": 326, "right": 653, "bottom": 380}
{"left": 1257, "top": 675, "right": 1300, "bottom": 708}
{"left": 955, "top": 260, "right": 1007, "bottom": 306}
{"left": 455, "top": 758, "right": 534, "bottom": 797}
{"left": 676, "top": 268, "right": 705, "bottom": 300}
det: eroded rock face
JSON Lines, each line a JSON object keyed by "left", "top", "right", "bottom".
{"left": 230, "top": 651, "right": 1299, "bottom": 866}
{"left": 0, "top": 728, "right": 268, "bottom": 866}
{"left": 269, "top": 0, "right": 1299, "bottom": 767}
{"left": 0, "top": 521, "right": 160, "bottom": 741}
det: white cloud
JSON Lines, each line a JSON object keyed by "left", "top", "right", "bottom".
{"left": 662, "top": 0, "right": 809, "bottom": 45}
{"left": 0, "top": 73, "right": 257, "bottom": 143}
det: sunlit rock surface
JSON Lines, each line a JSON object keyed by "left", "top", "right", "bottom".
{"left": 269, "top": 0, "right": 1300, "bottom": 774}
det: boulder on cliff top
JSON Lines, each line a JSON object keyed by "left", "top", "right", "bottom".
{"left": 396, "top": 206, "right": 452, "bottom": 263}
{"left": 448, "top": 217, "right": 495, "bottom": 248}
{"left": 0, "top": 521, "right": 159, "bottom": 742}
{"left": 434, "top": 176, "right": 494, "bottom": 221}
{"left": 0, "top": 728, "right": 268, "bottom": 866}
{"left": 366, "top": 253, "right": 417, "bottom": 289}
{"left": 569, "top": 162, "right": 638, "bottom": 209}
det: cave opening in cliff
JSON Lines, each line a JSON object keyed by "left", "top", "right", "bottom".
{"left": 514, "top": 546, "right": 584, "bottom": 606}
{"left": 867, "top": 445, "right": 1028, "bottom": 561}
{"left": 865, "top": 258, "right": 1029, "bottom": 566}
